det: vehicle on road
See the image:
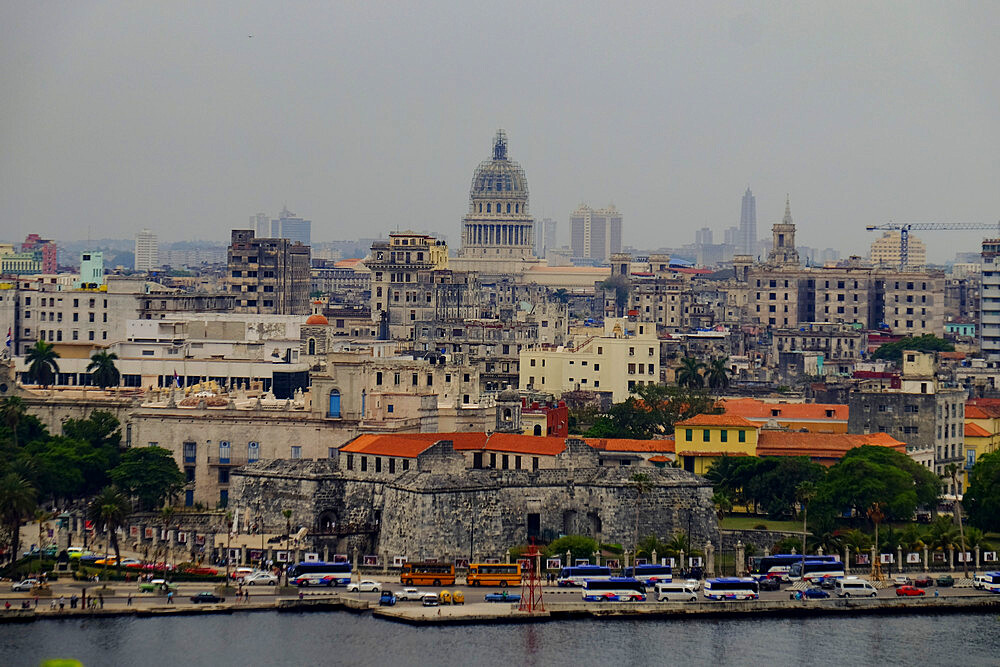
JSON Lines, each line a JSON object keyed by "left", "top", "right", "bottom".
{"left": 973, "top": 572, "right": 1000, "bottom": 592}
{"left": 557, "top": 565, "right": 612, "bottom": 587}
{"left": 913, "top": 576, "right": 933, "bottom": 587}
{"left": 788, "top": 559, "right": 845, "bottom": 583}
{"left": 896, "top": 585, "right": 925, "bottom": 597}
{"left": 378, "top": 591, "right": 397, "bottom": 606}
{"left": 94, "top": 556, "right": 119, "bottom": 566}
{"left": 243, "top": 572, "right": 278, "bottom": 586}
{"left": 421, "top": 593, "right": 440, "bottom": 607}
{"left": 466, "top": 563, "right": 521, "bottom": 587}
{"left": 485, "top": 591, "right": 521, "bottom": 602}
{"left": 395, "top": 587, "right": 423, "bottom": 601}
{"left": 758, "top": 578, "right": 781, "bottom": 592}
{"left": 346, "top": 580, "right": 382, "bottom": 593}
{"left": 230, "top": 567, "right": 256, "bottom": 581}
{"left": 180, "top": 566, "right": 218, "bottom": 576}
{"left": 654, "top": 582, "right": 698, "bottom": 602}
{"left": 936, "top": 575, "right": 955, "bottom": 587}
{"left": 622, "top": 564, "right": 672, "bottom": 586}
{"left": 67, "top": 548, "right": 93, "bottom": 560}
{"left": 287, "top": 561, "right": 352, "bottom": 587}
{"left": 818, "top": 576, "right": 838, "bottom": 590}
{"left": 291, "top": 574, "right": 335, "bottom": 587}
{"left": 401, "top": 562, "right": 455, "bottom": 587}
{"left": 892, "top": 576, "right": 912, "bottom": 587}
{"left": 834, "top": 578, "right": 878, "bottom": 598}
{"left": 11, "top": 579, "right": 39, "bottom": 592}
{"left": 582, "top": 577, "right": 647, "bottom": 602}
{"left": 440, "top": 590, "right": 453, "bottom": 604}
{"left": 138, "top": 579, "right": 178, "bottom": 593}
{"left": 190, "top": 592, "right": 225, "bottom": 604}
{"left": 750, "top": 554, "right": 840, "bottom": 581}
{"left": 452, "top": 590, "right": 465, "bottom": 604}
{"left": 790, "top": 587, "right": 830, "bottom": 599}
{"left": 703, "top": 578, "right": 759, "bottom": 601}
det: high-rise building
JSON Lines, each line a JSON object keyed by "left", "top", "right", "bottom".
{"left": 134, "top": 229, "right": 159, "bottom": 273}
{"left": 534, "top": 217, "right": 557, "bottom": 258}
{"left": 981, "top": 239, "right": 1000, "bottom": 360}
{"left": 870, "top": 231, "right": 927, "bottom": 269}
{"left": 270, "top": 207, "right": 311, "bottom": 246}
{"left": 695, "top": 227, "right": 713, "bottom": 246}
{"left": 227, "top": 230, "right": 311, "bottom": 315}
{"left": 569, "top": 204, "right": 622, "bottom": 263}
{"left": 739, "top": 187, "right": 757, "bottom": 256}
{"left": 20, "top": 234, "right": 57, "bottom": 273}
{"left": 250, "top": 213, "right": 270, "bottom": 238}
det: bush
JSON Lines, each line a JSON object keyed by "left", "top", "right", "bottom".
{"left": 545, "top": 535, "right": 599, "bottom": 563}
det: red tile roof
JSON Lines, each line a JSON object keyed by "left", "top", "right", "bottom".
{"left": 585, "top": 438, "right": 675, "bottom": 452}
{"left": 648, "top": 455, "right": 672, "bottom": 463}
{"left": 675, "top": 414, "right": 758, "bottom": 428}
{"left": 721, "top": 398, "right": 848, "bottom": 421}
{"left": 454, "top": 433, "right": 567, "bottom": 456}
{"left": 965, "top": 423, "right": 992, "bottom": 438}
{"left": 755, "top": 432, "right": 905, "bottom": 460}
{"left": 966, "top": 403, "right": 1000, "bottom": 419}
{"left": 339, "top": 434, "right": 442, "bottom": 458}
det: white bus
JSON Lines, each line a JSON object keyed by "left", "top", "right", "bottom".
{"left": 788, "top": 559, "right": 845, "bottom": 583}
{"left": 973, "top": 572, "right": 1000, "bottom": 593}
{"left": 704, "top": 577, "right": 759, "bottom": 601}
{"left": 557, "top": 565, "right": 612, "bottom": 587}
{"left": 581, "top": 578, "right": 647, "bottom": 602}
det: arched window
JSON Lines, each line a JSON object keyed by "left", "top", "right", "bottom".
{"left": 503, "top": 408, "right": 512, "bottom": 420}
{"left": 507, "top": 203, "right": 511, "bottom": 213}
{"left": 479, "top": 203, "right": 482, "bottom": 212}
{"left": 247, "top": 441, "right": 260, "bottom": 463}
{"left": 486, "top": 203, "right": 491, "bottom": 213}
{"left": 307, "top": 338, "right": 316, "bottom": 355}
{"left": 328, "top": 389, "right": 341, "bottom": 418}
{"left": 533, "top": 424, "right": 542, "bottom": 436}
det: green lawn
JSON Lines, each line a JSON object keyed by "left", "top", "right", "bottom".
{"left": 720, "top": 516, "right": 803, "bottom": 532}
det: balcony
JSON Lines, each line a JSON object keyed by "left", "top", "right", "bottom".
{"left": 207, "top": 456, "right": 249, "bottom": 467}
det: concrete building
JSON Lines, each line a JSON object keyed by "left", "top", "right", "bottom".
{"left": 570, "top": 204, "right": 623, "bottom": 263}
{"left": 20, "top": 234, "right": 57, "bottom": 274}
{"left": 134, "top": 230, "right": 159, "bottom": 273}
{"left": 227, "top": 230, "right": 311, "bottom": 315}
{"left": 270, "top": 207, "right": 311, "bottom": 247}
{"left": 74, "top": 251, "right": 105, "bottom": 288}
{"left": 534, "top": 217, "right": 557, "bottom": 258}
{"left": 870, "top": 231, "right": 927, "bottom": 269}
{"left": 980, "top": 238, "right": 1000, "bottom": 360}
{"left": 739, "top": 187, "right": 757, "bottom": 256}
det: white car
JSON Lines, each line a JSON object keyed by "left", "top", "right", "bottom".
{"left": 395, "top": 587, "right": 423, "bottom": 601}
{"left": 346, "top": 579, "right": 382, "bottom": 593}
{"left": 684, "top": 579, "right": 702, "bottom": 591}
{"left": 11, "top": 579, "right": 39, "bottom": 592}
{"left": 244, "top": 572, "right": 278, "bottom": 586}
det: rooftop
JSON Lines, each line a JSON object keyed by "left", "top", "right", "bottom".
{"left": 675, "top": 414, "right": 758, "bottom": 428}
{"left": 721, "top": 398, "right": 849, "bottom": 422}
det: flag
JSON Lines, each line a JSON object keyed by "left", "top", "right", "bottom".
{"left": 173, "top": 369, "right": 180, "bottom": 388}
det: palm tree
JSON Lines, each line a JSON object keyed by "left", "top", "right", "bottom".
{"left": 900, "top": 524, "right": 927, "bottom": 553}
{"left": 552, "top": 288, "right": 570, "bottom": 303}
{"left": 0, "top": 396, "right": 27, "bottom": 448}
{"left": 926, "top": 516, "right": 958, "bottom": 552}
{"left": 282, "top": 509, "right": 293, "bottom": 585}
{"left": 943, "top": 463, "right": 969, "bottom": 578}
{"left": 89, "top": 486, "right": 131, "bottom": 576}
{"left": 675, "top": 357, "right": 705, "bottom": 389}
{"left": 711, "top": 491, "right": 732, "bottom": 522}
{"left": 0, "top": 473, "right": 37, "bottom": 564}
{"left": 841, "top": 529, "right": 873, "bottom": 552}
{"left": 706, "top": 357, "right": 730, "bottom": 391}
{"left": 962, "top": 527, "right": 993, "bottom": 552}
{"left": 25, "top": 341, "right": 60, "bottom": 388}
{"left": 796, "top": 481, "right": 816, "bottom": 561}
{"left": 87, "top": 350, "right": 120, "bottom": 389}
{"left": 630, "top": 472, "right": 652, "bottom": 554}
{"left": 159, "top": 506, "right": 175, "bottom": 579}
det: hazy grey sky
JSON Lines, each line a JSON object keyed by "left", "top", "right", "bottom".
{"left": 2, "top": 1, "right": 998, "bottom": 261}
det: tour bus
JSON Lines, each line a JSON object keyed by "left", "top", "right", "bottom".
{"left": 286, "top": 561, "right": 352, "bottom": 586}
{"left": 400, "top": 561, "right": 456, "bottom": 586}
{"left": 750, "top": 554, "right": 839, "bottom": 581}
{"left": 703, "top": 577, "right": 760, "bottom": 600}
{"left": 582, "top": 577, "right": 647, "bottom": 602}
{"left": 654, "top": 582, "right": 699, "bottom": 602}
{"left": 466, "top": 562, "right": 521, "bottom": 587}
{"left": 621, "top": 563, "right": 673, "bottom": 585}
{"left": 787, "top": 559, "right": 845, "bottom": 583}
{"left": 973, "top": 572, "right": 1000, "bottom": 593}
{"left": 557, "top": 565, "right": 612, "bottom": 587}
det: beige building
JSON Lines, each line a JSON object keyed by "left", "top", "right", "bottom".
{"left": 870, "top": 231, "right": 927, "bottom": 269}
{"left": 519, "top": 317, "right": 659, "bottom": 402}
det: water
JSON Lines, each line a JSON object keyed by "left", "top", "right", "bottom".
{"left": 1, "top": 611, "right": 998, "bottom": 666}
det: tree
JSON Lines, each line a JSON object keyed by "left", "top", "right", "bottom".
{"left": 584, "top": 384, "right": 721, "bottom": 440}
{"left": 24, "top": 340, "right": 60, "bottom": 388}
{"left": 841, "top": 528, "right": 872, "bottom": 552}
{"left": 87, "top": 351, "right": 120, "bottom": 389}
{"left": 283, "top": 508, "right": 293, "bottom": 586}
{"left": 871, "top": 334, "right": 953, "bottom": 362}
{"left": 706, "top": 357, "right": 730, "bottom": 391}
{"left": 711, "top": 491, "right": 733, "bottom": 522}
{"left": 110, "top": 447, "right": 184, "bottom": 511}
{"left": 159, "top": 506, "right": 175, "bottom": 578}
{"left": 675, "top": 357, "right": 705, "bottom": 389}
{"left": 0, "top": 473, "right": 36, "bottom": 564}
{"left": 0, "top": 397, "right": 27, "bottom": 449}
{"left": 552, "top": 288, "right": 570, "bottom": 303}
{"left": 598, "top": 275, "right": 630, "bottom": 316}
{"left": 925, "top": 516, "right": 958, "bottom": 552}
{"left": 812, "top": 446, "right": 940, "bottom": 521}
{"left": 964, "top": 451, "right": 1000, "bottom": 532}
{"left": 943, "top": 463, "right": 968, "bottom": 578}
{"left": 962, "top": 527, "right": 993, "bottom": 552}
{"left": 545, "top": 535, "right": 599, "bottom": 563}
{"left": 89, "top": 486, "right": 131, "bottom": 576}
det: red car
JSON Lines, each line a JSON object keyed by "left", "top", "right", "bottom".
{"left": 896, "top": 585, "right": 925, "bottom": 597}
{"left": 181, "top": 566, "right": 218, "bottom": 576}
{"left": 913, "top": 576, "right": 933, "bottom": 587}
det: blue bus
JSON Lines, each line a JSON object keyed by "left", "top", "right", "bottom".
{"left": 287, "top": 561, "right": 352, "bottom": 586}
{"left": 557, "top": 565, "right": 612, "bottom": 587}
{"left": 582, "top": 577, "right": 647, "bottom": 602}
{"left": 750, "top": 554, "right": 839, "bottom": 581}
{"left": 704, "top": 577, "right": 759, "bottom": 601}
{"left": 621, "top": 563, "right": 672, "bottom": 585}
{"left": 788, "top": 559, "right": 845, "bottom": 583}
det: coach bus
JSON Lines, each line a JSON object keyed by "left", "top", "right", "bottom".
{"left": 582, "top": 578, "right": 647, "bottom": 602}
{"left": 401, "top": 561, "right": 456, "bottom": 586}
{"left": 466, "top": 562, "right": 521, "bottom": 587}
{"left": 557, "top": 565, "right": 612, "bottom": 587}
{"left": 704, "top": 577, "right": 759, "bottom": 600}
{"left": 287, "top": 561, "right": 352, "bottom": 586}
{"left": 621, "top": 563, "right": 672, "bottom": 585}
{"left": 750, "top": 554, "right": 839, "bottom": 581}
{"left": 787, "top": 559, "right": 845, "bottom": 583}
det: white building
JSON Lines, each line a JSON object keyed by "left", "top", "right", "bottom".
{"left": 570, "top": 204, "right": 622, "bottom": 263}
{"left": 981, "top": 238, "right": 1000, "bottom": 360}
{"left": 134, "top": 230, "right": 159, "bottom": 273}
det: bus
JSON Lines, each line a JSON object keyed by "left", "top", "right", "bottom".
{"left": 622, "top": 564, "right": 672, "bottom": 585}
{"left": 787, "top": 559, "right": 845, "bottom": 583}
{"left": 286, "top": 561, "right": 352, "bottom": 586}
{"left": 582, "top": 578, "right": 647, "bottom": 602}
{"left": 401, "top": 562, "right": 456, "bottom": 586}
{"left": 557, "top": 565, "right": 612, "bottom": 587}
{"left": 704, "top": 577, "right": 759, "bottom": 600}
{"left": 750, "top": 554, "right": 839, "bottom": 581}
{"left": 466, "top": 563, "right": 521, "bottom": 587}
{"left": 973, "top": 572, "right": 1000, "bottom": 593}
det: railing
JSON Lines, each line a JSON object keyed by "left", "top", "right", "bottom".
{"left": 207, "top": 456, "right": 249, "bottom": 466}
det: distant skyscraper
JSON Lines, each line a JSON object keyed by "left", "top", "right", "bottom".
{"left": 134, "top": 229, "right": 159, "bottom": 273}
{"left": 570, "top": 204, "right": 622, "bottom": 263}
{"left": 271, "top": 207, "right": 311, "bottom": 246}
{"left": 695, "top": 227, "right": 713, "bottom": 245}
{"left": 534, "top": 217, "right": 557, "bottom": 257}
{"left": 739, "top": 187, "right": 757, "bottom": 255}
{"left": 250, "top": 213, "right": 270, "bottom": 238}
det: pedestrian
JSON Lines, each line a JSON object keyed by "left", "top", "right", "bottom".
{"left": 70, "top": 595, "right": 77, "bottom": 609}
{"left": 127, "top": 593, "right": 133, "bottom": 606}
{"left": 50, "top": 599, "right": 56, "bottom": 610}
{"left": 59, "top": 596, "right": 65, "bottom": 611}
{"left": 167, "top": 590, "right": 174, "bottom": 604}
{"left": 98, "top": 593, "right": 104, "bottom": 609}
{"left": 4, "top": 601, "right": 10, "bottom": 610}
{"left": 33, "top": 596, "right": 38, "bottom": 609}
{"left": 298, "top": 590, "right": 304, "bottom": 601}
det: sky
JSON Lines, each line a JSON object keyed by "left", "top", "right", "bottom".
{"left": 2, "top": 1, "right": 999, "bottom": 262}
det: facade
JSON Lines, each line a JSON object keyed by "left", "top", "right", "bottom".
{"left": 870, "top": 231, "right": 927, "bottom": 269}
{"left": 20, "top": 234, "right": 57, "bottom": 274}
{"left": 721, "top": 398, "right": 849, "bottom": 433}
{"left": 75, "top": 251, "right": 105, "bottom": 288}
{"left": 739, "top": 187, "right": 757, "bottom": 256}
{"left": 981, "top": 238, "right": 1000, "bottom": 360}
{"left": 270, "top": 207, "right": 312, "bottom": 247}
{"left": 134, "top": 229, "right": 159, "bottom": 273}
{"left": 227, "top": 230, "right": 311, "bottom": 315}
{"left": 570, "top": 204, "right": 623, "bottom": 263}
{"left": 534, "top": 217, "right": 557, "bottom": 258}
{"left": 963, "top": 400, "right": 1000, "bottom": 493}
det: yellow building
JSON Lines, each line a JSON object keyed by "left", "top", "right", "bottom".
{"left": 963, "top": 402, "right": 1000, "bottom": 493}
{"left": 870, "top": 230, "right": 927, "bottom": 269}
{"left": 674, "top": 414, "right": 759, "bottom": 475}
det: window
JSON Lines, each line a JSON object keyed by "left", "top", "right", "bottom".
{"left": 219, "top": 489, "right": 228, "bottom": 507}
{"left": 290, "top": 446, "right": 301, "bottom": 459}
{"left": 738, "top": 430, "right": 746, "bottom": 443}
{"left": 685, "top": 429, "right": 693, "bottom": 442}
{"left": 346, "top": 454, "right": 354, "bottom": 470}
{"left": 183, "top": 441, "right": 196, "bottom": 463}
{"left": 185, "top": 467, "right": 195, "bottom": 483}
{"left": 248, "top": 442, "right": 259, "bottom": 462}
{"left": 361, "top": 456, "right": 368, "bottom": 472}
{"left": 375, "top": 457, "right": 382, "bottom": 473}
{"left": 389, "top": 458, "right": 395, "bottom": 474}
{"left": 702, "top": 429, "right": 710, "bottom": 442}
{"left": 218, "top": 468, "right": 230, "bottom": 484}
{"left": 218, "top": 441, "right": 231, "bottom": 464}
{"left": 387, "top": 404, "right": 394, "bottom": 413}
{"left": 720, "top": 430, "right": 728, "bottom": 443}
{"left": 402, "top": 459, "right": 409, "bottom": 471}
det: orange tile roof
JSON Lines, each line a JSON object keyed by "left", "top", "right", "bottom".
{"left": 675, "top": 414, "right": 758, "bottom": 428}
{"left": 966, "top": 403, "right": 1000, "bottom": 419}
{"left": 756, "top": 432, "right": 905, "bottom": 460}
{"left": 585, "top": 438, "right": 675, "bottom": 452}
{"left": 339, "top": 433, "right": 442, "bottom": 458}
{"left": 455, "top": 433, "right": 567, "bottom": 456}
{"left": 721, "top": 398, "right": 848, "bottom": 421}
{"left": 335, "top": 258, "right": 366, "bottom": 268}
{"left": 965, "top": 423, "right": 992, "bottom": 438}
{"left": 648, "top": 455, "right": 672, "bottom": 463}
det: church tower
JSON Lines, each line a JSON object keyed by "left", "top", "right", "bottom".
{"left": 495, "top": 386, "right": 522, "bottom": 433}
{"left": 767, "top": 196, "right": 800, "bottom": 267}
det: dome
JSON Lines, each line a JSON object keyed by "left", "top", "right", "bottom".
{"left": 469, "top": 130, "right": 529, "bottom": 203}
{"left": 305, "top": 314, "right": 329, "bottom": 325}
{"left": 498, "top": 386, "right": 520, "bottom": 402}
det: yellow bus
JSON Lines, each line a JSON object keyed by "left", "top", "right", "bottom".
{"left": 466, "top": 563, "right": 521, "bottom": 587}
{"left": 400, "top": 562, "right": 456, "bottom": 586}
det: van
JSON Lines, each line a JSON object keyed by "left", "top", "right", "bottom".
{"left": 654, "top": 583, "right": 698, "bottom": 602}
{"left": 834, "top": 578, "right": 878, "bottom": 598}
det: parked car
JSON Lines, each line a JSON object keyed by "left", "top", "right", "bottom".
{"left": 138, "top": 579, "right": 178, "bottom": 593}
{"left": 230, "top": 567, "right": 256, "bottom": 581}
{"left": 485, "top": 591, "right": 521, "bottom": 602}
{"left": 892, "top": 576, "right": 912, "bottom": 587}
{"left": 395, "top": 587, "right": 423, "bottom": 601}
{"left": 896, "top": 585, "right": 925, "bottom": 597}
{"left": 11, "top": 579, "right": 39, "bottom": 592}
{"left": 243, "top": 572, "right": 278, "bottom": 586}
{"left": 936, "top": 575, "right": 955, "bottom": 587}
{"left": 818, "top": 576, "right": 838, "bottom": 590}
{"left": 181, "top": 566, "right": 219, "bottom": 576}
{"left": 119, "top": 558, "right": 142, "bottom": 567}
{"left": 94, "top": 557, "right": 119, "bottom": 566}
{"left": 439, "top": 590, "right": 453, "bottom": 604}
{"left": 421, "top": 593, "right": 440, "bottom": 607}
{"left": 190, "top": 592, "right": 225, "bottom": 604}
{"left": 913, "top": 576, "right": 933, "bottom": 587}
{"left": 346, "top": 580, "right": 382, "bottom": 593}
{"left": 790, "top": 587, "right": 830, "bottom": 599}
{"left": 758, "top": 578, "right": 781, "bottom": 592}
{"left": 452, "top": 590, "right": 465, "bottom": 605}
{"left": 378, "top": 591, "right": 397, "bottom": 606}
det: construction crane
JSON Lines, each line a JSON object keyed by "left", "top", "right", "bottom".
{"left": 865, "top": 222, "right": 1000, "bottom": 270}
